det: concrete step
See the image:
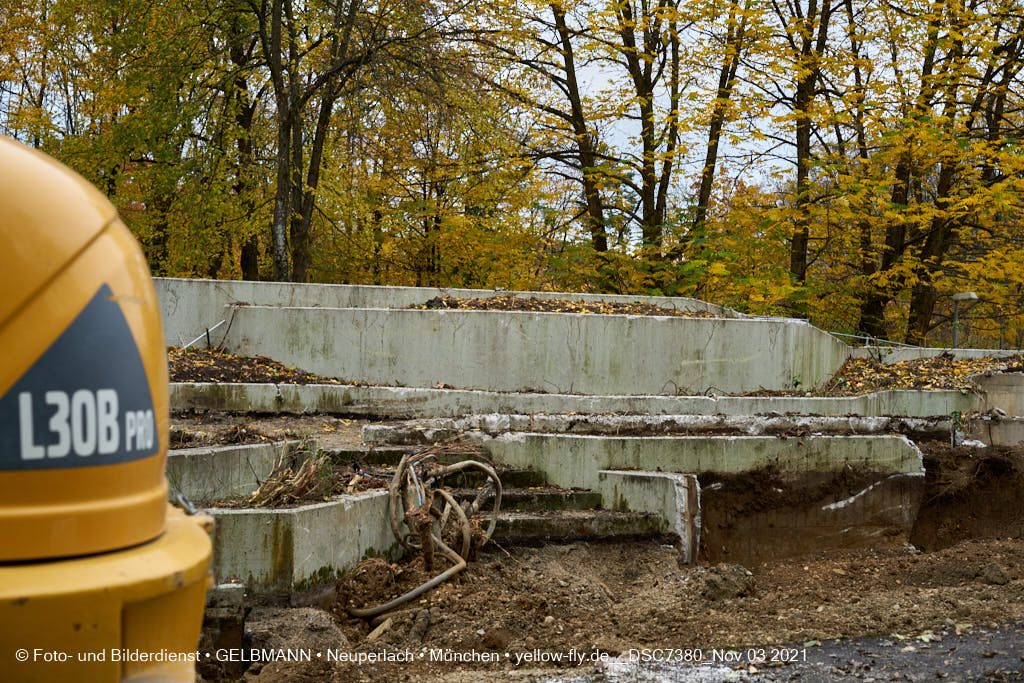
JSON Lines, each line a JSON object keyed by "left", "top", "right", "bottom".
{"left": 450, "top": 487, "right": 602, "bottom": 512}
{"left": 325, "top": 445, "right": 505, "bottom": 468}
{"left": 430, "top": 466, "right": 546, "bottom": 489}
{"left": 490, "top": 509, "right": 661, "bottom": 544}
{"left": 361, "top": 415, "right": 953, "bottom": 445}
{"left": 324, "top": 446, "right": 419, "bottom": 466}
{"left": 357, "top": 463, "right": 547, "bottom": 489}
{"left": 209, "top": 299, "right": 842, "bottom": 395}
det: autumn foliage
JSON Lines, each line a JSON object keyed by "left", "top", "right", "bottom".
{"left": 3, "top": 0, "right": 1024, "bottom": 347}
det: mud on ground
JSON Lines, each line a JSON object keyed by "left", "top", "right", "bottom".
{"left": 221, "top": 538, "right": 1024, "bottom": 682}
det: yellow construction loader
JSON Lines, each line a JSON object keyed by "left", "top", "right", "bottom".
{"left": 0, "top": 136, "right": 211, "bottom": 682}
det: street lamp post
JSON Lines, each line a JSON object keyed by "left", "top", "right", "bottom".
{"left": 952, "top": 291, "right": 978, "bottom": 348}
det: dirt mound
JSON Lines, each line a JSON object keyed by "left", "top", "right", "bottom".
{"left": 240, "top": 607, "right": 358, "bottom": 682}
{"left": 911, "top": 443, "right": 1024, "bottom": 551}
{"left": 702, "top": 564, "right": 755, "bottom": 600}
{"left": 412, "top": 295, "right": 719, "bottom": 318}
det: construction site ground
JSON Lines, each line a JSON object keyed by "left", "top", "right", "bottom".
{"left": 212, "top": 536, "right": 1024, "bottom": 682}
{"left": 179, "top": 412, "right": 1024, "bottom": 681}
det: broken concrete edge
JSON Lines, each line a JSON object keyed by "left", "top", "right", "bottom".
{"left": 208, "top": 489, "right": 404, "bottom": 598}
{"left": 167, "top": 439, "right": 317, "bottom": 506}
{"left": 597, "top": 470, "right": 701, "bottom": 565}
{"left": 169, "top": 382, "right": 981, "bottom": 420}
{"left": 207, "top": 582, "right": 246, "bottom": 608}
{"left": 468, "top": 433, "right": 925, "bottom": 492}
{"left": 359, "top": 414, "right": 954, "bottom": 445}
{"left": 218, "top": 305, "right": 846, "bottom": 395}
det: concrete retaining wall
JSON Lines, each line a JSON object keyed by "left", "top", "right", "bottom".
{"left": 976, "top": 373, "right": 1024, "bottom": 415}
{"left": 472, "top": 433, "right": 923, "bottom": 492}
{"left": 154, "top": 277, "right": 738, "bottom": 347}
{"left": 968, "top": 417, "right": 1024, "bottom": 446}
{"left": 167, "top": 440, "right": 400, "bottom": 596}
{"left": 217, "top": 305, "right": 848, "bottom": 395}
{"left": 167, "top": 440, "right": 312, "bottom": 504}
{"left": 170, "top": 382, "right": 980, "bottom": 418}
{"left": 211, "top": 490, "right": 401, "bottom": 595}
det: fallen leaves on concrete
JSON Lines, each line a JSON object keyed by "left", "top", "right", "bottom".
{"left": 819, "top": 352, "right": 1024, "bottom": 396}
{"left": 169, "top": 347, "right": 345, "bottom": 384}
{"left": 410, "top": 295, "right": 720, "bottom": 317}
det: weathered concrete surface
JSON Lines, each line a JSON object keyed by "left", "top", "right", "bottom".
{"left": 976, "top": 372, "right": 1024, "bottom": 415}
{"left": 167, "top": 440, "right": 312, "bottom": 504}
{"left": 469, "top": 433, "right": 923, "bottom": 492}
{"left": 361, "top": 414, "right": 952, "bottom": 445}
{"left": 154, "top": 277, "right": 738, "bottom": 347}
{"left": 216, "top": 305, "right": 847, "bottom": 395}
{"left": 849, "top": 346, "right": 1022, "bottom": 364}
{"left": 210, "top": 490, "right": 401, "bottom": 595}
{"left": 493, "top": 509, "right": 662, "bottom": 543}
{"left": 597, "top": 470, "right": 700, "bottom": 564}
{"left": 968, "top": 416, "right": 1024, "bottom": 446}
{"left": 170, "top": 382, "right": 980, "bottom": 418}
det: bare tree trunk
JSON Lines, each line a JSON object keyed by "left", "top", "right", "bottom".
{"left": 787, "top": 0, "right": 832, "bottom": 284}
{"left": 615, "top": 0, "right": 676, "bottom": 247}
{"left": 550, "top": 3, "right": 608, "bottom": 252}
{"left": 693, "top": 1, "right": 746, "bottom": 241}
{"left": 227, "top": 11, "right": 262, "bottom": 281}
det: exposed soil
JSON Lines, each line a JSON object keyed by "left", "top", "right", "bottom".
{"left": 697, "top": 467, "right": 918, "bottom": 565}
{"left": 911, "top": 443, "right": 1024, "bottom": 551}
{"left": 211, "top": 538, "right": 1024, "bottom": 682}
{"left": 412, "top": 296, "right": 720, "bottom": 318}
